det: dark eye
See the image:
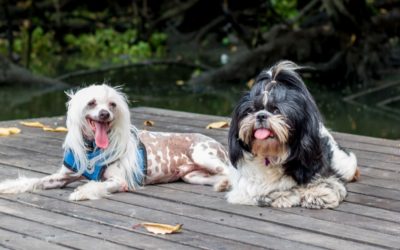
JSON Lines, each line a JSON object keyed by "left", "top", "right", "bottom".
{"left": 109, "top": 102, "right": 117, "bottom": 108}
{"left": 272, "top": 108, "right": 280, "bottom": 114}
{"left": 87, "top": 99, "right": 96, "bottom": 107}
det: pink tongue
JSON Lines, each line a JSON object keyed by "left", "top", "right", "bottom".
{"left": 254, "top": 128, "right": 271, "bottom": 140}
{"left": 94, "top": 122, "right": 109, "bottom": 149}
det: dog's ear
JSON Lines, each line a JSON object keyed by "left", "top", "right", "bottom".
{"left": 284, "top": 92, "right": 324, "bottom": 185}
{"left": 64, "top": 89, "right": 76, "bottom": 100}
{"left": 228, "top": 94, "right": 252, "bottom": 168}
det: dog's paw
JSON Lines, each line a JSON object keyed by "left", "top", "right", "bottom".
{"left": 213, "top": 178, "right": 231, "bottom": 192}
{"left": 300, "top": 190, "right": 339, "bottom": 209}
{"left": 69, "top": 189, "right": 89, "bottom": 201}
{"left": 270, "top": 191, "right": 300, "bottom": 208}
{"left": 256, "top": 195, "right": 272, "bottom": 207}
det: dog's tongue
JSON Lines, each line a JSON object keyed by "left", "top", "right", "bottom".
{"left": 94, "top": 121, "right": 109, "bottom": 149}
{"left": 254, "top": 128, "right": 271, "bottom": 140}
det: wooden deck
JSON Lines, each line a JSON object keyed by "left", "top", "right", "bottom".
{"left": 0, "top": 107, "right": 399, "bottom": 250}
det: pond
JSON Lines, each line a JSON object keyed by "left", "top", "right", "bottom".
{"left": 1, "top": 65, "right": 399, "bottom": 139}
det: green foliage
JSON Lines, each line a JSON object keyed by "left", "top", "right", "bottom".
{"left": 0, "top": 26, "right": 61, "bottom": 75}
{"left": 270, "top": 0, "right": 298, "bottom": 19}
{"left": 64, "top": 29, "right": 167, "bottom": 69}
{"left": 0, "top": 24, "right": 167, "bottom": 75}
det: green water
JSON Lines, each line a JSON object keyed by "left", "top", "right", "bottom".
{"left": 1, "top": 65, "right": 399, "bottom": 139}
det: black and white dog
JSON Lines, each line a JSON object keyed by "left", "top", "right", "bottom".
{"left": 226, "top": 61, "right": 359, "bottom": 209}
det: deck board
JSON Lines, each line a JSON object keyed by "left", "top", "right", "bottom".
{"left": 0, "top": 107, "right": 399, "bottom": 249}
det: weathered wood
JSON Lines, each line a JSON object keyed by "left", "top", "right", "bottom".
{"left": 0, "top": 227, "right": 71, "bottom": 250}
{"left": 0, "top": 107, "right": 399, "bottom": 249}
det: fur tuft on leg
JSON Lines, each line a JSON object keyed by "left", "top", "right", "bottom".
{"left": 0, "top": 177, "right": 41, "bottom": 194}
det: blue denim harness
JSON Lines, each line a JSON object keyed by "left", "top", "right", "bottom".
{"left": 63, "top": 140, "right": 147, "bottom": 185}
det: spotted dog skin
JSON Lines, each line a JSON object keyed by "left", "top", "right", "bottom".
{"left": 139, "top": 131, "right": 230, "bottom": 189}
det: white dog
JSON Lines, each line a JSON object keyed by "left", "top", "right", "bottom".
{"left": 0, "top": 84, "right": 230, "bottom": 200}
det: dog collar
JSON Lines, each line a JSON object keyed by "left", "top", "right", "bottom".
{"left": 63, "top": 140, "right": 147, "bottom": 185}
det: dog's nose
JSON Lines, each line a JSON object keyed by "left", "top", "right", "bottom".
{"left": 99, "top": 109, "right": 110, "bottom": 121}
{"left": 256, "top": 111, "right": 268, "bottom": 121}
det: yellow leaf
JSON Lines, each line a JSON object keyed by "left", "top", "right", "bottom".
{"left": 0, "top": 127, "right": 21, "bottom": 136}
{"left": 42, "top": 126, "right": 68, "bottom": 132}
{"left": 8, "top": 127, "right": 21, "bottom": 134}
{"left": 138, "top": 222, "right": 182, "bottom": 235}
{"left": 54, "top": 126, "right": 68, "bottom": 132}
{"left": 206, "top": 121, "right": 229, "bottom": 129}
{"left": 42, "top": 126, "right": 54, "bottom": 132}
{"left": 0, "top": 128, "right": 10, "bottom": 136}
{"left": 20, "top": 121, "right": 45, "bottom": 128}
{"left": 144, "top": 120, "right": 154, "bottom": 126}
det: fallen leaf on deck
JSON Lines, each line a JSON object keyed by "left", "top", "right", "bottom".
{"left": 0, "top": 127, "right": 21, "bottom": 136}
{"left": 135, "top": 222, "right": 183, "bottom": 235}
{"left": 20, "top": 121, "right": 45, "bottom": 128}
{"left": 144, "top": 120, "right": 154, "bottom": 126}
{"left": 43, "top": 126, "right": 68, "bottom": 132}
{"left": 206, "top": 121, "right": 229, "bottom": 129}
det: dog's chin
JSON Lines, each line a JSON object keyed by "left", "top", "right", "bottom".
{"left": 85, "top": 117, "right": 112, "bottom": 149}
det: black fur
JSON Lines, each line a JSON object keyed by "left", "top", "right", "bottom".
{"left": 228, "top": 61, "right": 336, "bottom": 185}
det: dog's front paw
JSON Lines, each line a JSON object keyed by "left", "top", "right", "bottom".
{"left": 256, "top": 195, "right": 272, "bottom": 207}
{"left": 270, "top": 190, "right": 300, "bottom": 208}
{"left": 69, "top": 181, "right": 110, "bottom": 201}
{"left": 301, "top": 189, "right": 339, "bottom": 209}
{"left": 69, "top": 188, "right": 88, "bottom": 201}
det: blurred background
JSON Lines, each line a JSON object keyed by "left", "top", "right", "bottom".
{"left": 0, "top": 0, "right": 399, "bottom": 138}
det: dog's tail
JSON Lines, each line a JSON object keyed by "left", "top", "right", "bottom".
{"left": 0, "top": 176, "right": 42, "bottom": 194}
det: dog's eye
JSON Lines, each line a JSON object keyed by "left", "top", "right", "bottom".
{"left": 109, "top": 102, "right": 117, "bottom": 108}
{"left": 87, "top": 100, "right": 96, "bottom": 107}
{"left": 272, "top": 108, "right": 280, "bottom": 114}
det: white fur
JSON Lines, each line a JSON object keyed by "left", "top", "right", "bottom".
{"left": 0, "top": 84, "right": 230, "bottom": 201}
{"left": 226, "top": 152, "right": 297, "bottom": 206}
{"left": 64, "top": 84, "right": 143, "bottom": 189}
{"left": 320, "top": 125, "right": 358, "bottom": 181}
{"left": 0, "top": 84, "right": 143, "bottom": 201}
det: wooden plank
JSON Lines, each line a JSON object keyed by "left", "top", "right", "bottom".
{"left": 130, "top": 185, "right": 400, "bottom": 249}
{"left": 5, "top": 188, "right": 376, "bottom": 250}
{"left": 0, "top": 198, "right": 198, "bottom": 250}
{"left": 0, "top": 213, "right": 133, "bottom": 250}
{"left": 337, "top": 203, "right": 400, "bottom": 224}
{"left": 0, "top": 193, "right": 268, "bottom": 250}
{"left": 0, "top": 227, "right": 71, "bottom": 250}
{"left": 154, "top": 182, "right": 400, "bottom": 231}
{"left": 348, "top": 183, "right": 400, "bottom": 201}
{"left": 346, "top": 193, "right": 400, "bottom": 212}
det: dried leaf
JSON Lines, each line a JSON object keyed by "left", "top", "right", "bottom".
{"left": 144, "top": 120, "right": 154, "bottom": 126}
{"left": 206, "top": 121, "right": 229, "bottom": 129}
{"left": 138, "top": 222, "right": 182, "bottom": 235}
{"left": 8, "top": 127, "right": 21, "bottom": 134}
{"left": 20, "top": 121, "right": 45, "bottom": 128}
{"left": 0, "top": 128, "right": 10, "bottom": 136}
{"left": 0, "top": 127, "right": 21, "bottom": 136}
{"left": 54, "top": 126, "right": 68, "bottom": 132}
{"left": 42, "top": 126, "right": 68, "bottom": 132}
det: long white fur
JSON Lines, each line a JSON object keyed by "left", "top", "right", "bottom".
{"left": 0, "top": 84, "right": 143, "bottom": 200}
{"left": 64, "top": 84, "right": 143, "bottom": 190}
